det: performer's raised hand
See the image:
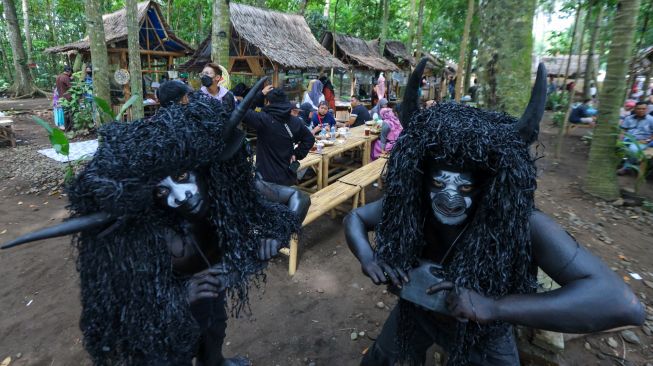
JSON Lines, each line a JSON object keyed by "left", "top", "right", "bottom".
{"left": 258, "top": 238, "right": 281, "bottom": 260}
{"left": 187, "top": 267, "right": 228, "bottom": 304}
{"left": 427, "top": 281, "right": 497, "bottom": 324}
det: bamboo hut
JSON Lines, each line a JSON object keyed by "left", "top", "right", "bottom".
{"left": 180, "top": 3, "right": 345, "bottom": 101}
{"left": 367, "top": 39, "right": 416, "bottom": 100}
{"left": 320, "top": 32, "right": 400, "bottom": 102}
{"left": 45, "top": 1, "right": 194, "bottom": 103}
{"left": 532, "top": 55, "right": 600, "bottom": 78}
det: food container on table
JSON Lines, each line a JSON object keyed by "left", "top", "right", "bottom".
{"left": 364, "top": 127, "right": 371, "bottom": 136}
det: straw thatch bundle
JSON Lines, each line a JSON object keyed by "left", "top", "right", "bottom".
{"left": 532, "top": 55, "right": 599, "bottom": 77}
{"left": 322, "top": 32, "right": 399, "bottom": 72}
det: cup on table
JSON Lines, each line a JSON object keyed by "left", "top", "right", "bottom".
{"left": 364, "top": 127, "right": 370, "bottom": 136}
{"left": 316, "top": 141, "right": 324, "bottom": 153}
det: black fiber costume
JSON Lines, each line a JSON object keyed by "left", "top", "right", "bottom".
{"left": 375, "top": 102, "right": 538, "bottom": 364}
{"left": 65, "top": 92, "right": 299, "bottom": 364}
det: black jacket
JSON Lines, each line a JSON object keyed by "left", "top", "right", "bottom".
{"left": 243, "top": 108, "right": 315, "bottom": 186}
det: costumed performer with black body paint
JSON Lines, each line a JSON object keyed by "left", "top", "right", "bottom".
{"left": 2, "top": 78, "right": 310, "bottom": 366}
{"left": 344, "top": 59, "right": 645, "bottom": 366}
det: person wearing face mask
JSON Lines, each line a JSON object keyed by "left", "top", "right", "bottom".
{"left": 200, "top": 62, "right": 236, "bottom": 103}
{"left": 344, "top": 60, "right": 644, "bottom": 366}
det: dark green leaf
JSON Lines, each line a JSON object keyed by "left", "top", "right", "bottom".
{"left": 32, "top": 116, "right": 54, "bottom": 135}
{"left": 94, "top": 96, "right": 116, "bottom": 119}
{"left": 49, "top": 128, "right": 70, "bottom": 156}
{"left": 116, "top": 94, "right": 140, "bottom": 121}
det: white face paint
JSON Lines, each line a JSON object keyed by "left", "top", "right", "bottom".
{"left": 159, "top": 177, "right": 199, "bottom": 208}
{"left": 429, "top": 170, "right": 474, "bottom": 226}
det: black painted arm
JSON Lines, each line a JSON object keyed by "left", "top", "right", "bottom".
{"left": 255, "top": 178, "right": 310, "bottom": 224}
{"left": 343, "top": 200, "right": 383, "bottom": 264}
{"left": 493, "top": 210, "right": 645, "bottom": 332}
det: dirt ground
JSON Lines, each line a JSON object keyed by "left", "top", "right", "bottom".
{"left": 1, "top": 101, "right": 652, "bottom": 366}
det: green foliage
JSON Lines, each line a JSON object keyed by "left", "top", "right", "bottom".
{"left": 94, "top": 94, "right": 139, "bottom": 122}
{"left": 552, "top": 111, "right": 566, "bottom": 127}
{"left": 545, "top": 30, "right": 572, "bottom": 56}
{"left": 616, "top": 133, "right": 649, "bottom": 193}
{"left": 547, "top": 91, "right": 569, "bottom": 111}
{"left": 60, "top": 78, "right": 94, "bottom": 134}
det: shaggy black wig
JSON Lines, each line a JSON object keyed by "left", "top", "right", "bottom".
{"left": 376, "top": 102, "right": 539, "bottom": 365}
{"left": 67, "top": 93, "right": 300, "bottom": 365}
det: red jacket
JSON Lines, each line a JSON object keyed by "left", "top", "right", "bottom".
{"left": 323, "top": 87, "right": 336, "bottom": 111}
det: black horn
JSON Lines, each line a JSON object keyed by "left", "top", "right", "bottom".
{"left": 401, "top": 57, "right": 428, "bottom": 126}
{"left": 218, "top": 76, "right": 269, "bottom": 161}
{"left": 1, "top": 212, "right": 114, "bottom": 250}
{"left": 515, "top": 63, "right": 547, "bottom": 144}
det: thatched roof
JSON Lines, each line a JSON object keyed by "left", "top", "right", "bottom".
{"left": 45, "top": 1, "right": 193, "bottom": 55}
{"left": 367, "top": 39, "right": 415, "bottom": 68}
{"left": 181, "top": 3, "right": 345, "bottom": 71}
{"left": 322, "top": 32, "right": 399, "bottom": 72}
{"left": 533, "top": 55, "right": 599, "bottom": 77}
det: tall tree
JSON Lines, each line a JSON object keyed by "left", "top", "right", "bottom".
{"left": 2, "top": 0, "right": 38, "bottom": 96}
{"left": 211, "top": 0, "right": 230, "bottom": 66}
{"left": 584, "top": 0, "right": 642, "bottom": 199}
{"left": 379, "top": 0, "right": 389, "bottom": 55}
{"left": 455, "top": 0, "right": 475, "bottom": 101}
{"left": 415, "top": 0, "right": 426, "bottom": 59}
{"left": 126, "top": 0, "right": 144, "bottom": 119}
{"left": 477, "top": 0, "right": 536, "bottom": 115}
{"left": 584, "top": 2, "right": 603, "bottom": 99}
{"left": 298, "top": 0, "right": 308, "bottom": 15}
{"left": 405, "top": 0, "right": 417, "bottom": 52}
{"left": 21, "top": 0, "right": 33, "bottom": 66}
{"left": 85, "top": 0, "right": 111, "bottom": 103}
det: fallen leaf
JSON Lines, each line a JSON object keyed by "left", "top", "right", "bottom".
{"left": 17, "top": 202, "right": 23, "bottom": 205}
{"left": 1, "top": 356, "right": 11, "bottom": 366}
{"left": 0, "top": 229, "right": 6, "bottom": 235}
{"left": 624, "top": 276, "right": 631, "bottom": 282}
{"left": 361, "top": 347, "right": 369, "bottom": 355}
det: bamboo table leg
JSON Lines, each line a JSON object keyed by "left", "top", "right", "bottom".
{"left": 317, "top": 160, "right": 324, "bottom": 190}
{"left": 322, "top": 155, "right": 330, "bottom": 188}
{"left": 362, "top": 140, "right": 371, "bottom": 165}
{"left": 288, "top": 237, "right": 298, "bottom": 276}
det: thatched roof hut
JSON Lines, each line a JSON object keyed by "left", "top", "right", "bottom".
{"left": 367, "top": 39, "right": 415, "bottom": 69}
{"left": 181, "top": 3, "right": 344, "bottom": 72}
{"left": 532, "top": 55, "right": 599, "bottom": 77}
{"left": 45, "top": 1, "right": 193, "bottom": 56}
{"left": 321, "top": 32, "right": 400, "bottom": 72}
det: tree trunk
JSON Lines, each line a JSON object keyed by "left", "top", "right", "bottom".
{"left": 625, "top": 0, "right": 651, "bottom": 99}
{"left": 584, "top": 2, "right": 603, "bottom": 99}
{"left": 455, "top": 0, "right": 475, "bottom": 101}
{"left": 85, "top": 0, "right": 111, "bottom": 103}
{"left": 2, "top": 0, "right": 37, "bottom": 97}
{"left": 323, "top": 0, "right": 330, "bottom": 18}
{"left": 405, "top": 0, "right": 416, "bottom": 53}
{"left": 554, "top": 0, "right": 582, "bottom": 159}
{"left": 0, "top": 21, "right": 14, "bottom": 82}
{"left": 477, "top": 0, "right": 536, "bottom": 115}
{"left": 584, "top": 0, "right": 641, "bottom": 200}
{"left": 21, "top": 0, "right": 33, "bottom": 66}
{"left": 379, "top": 0, "right": 389, "bottom": 55}
{"left": 464, "top": 30, "right": 477, "bottom": 94}
{"left": 166, "top": 0, "right": 173, "bottom": 24}
{"left": 126, "top": 0, "right": 144, "bottom": 120}
{"left": 45, "top": 0, "right": 59, "bottom": 77}
{"left": 211, "top": 0, "right": 230, "bottom": 67}
{"left": 414, "top": 0, "right": 426, "bottom": 59}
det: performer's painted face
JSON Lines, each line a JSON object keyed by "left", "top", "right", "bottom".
{"left": 155, "top": 171, "right": 209, "bottom": 220}
{"left": 426, "top": 165, "right": 476, "bottom": 226}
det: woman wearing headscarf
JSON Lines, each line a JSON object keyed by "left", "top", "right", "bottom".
{"left": 302, "top": 79, "right": 324, "bottom": 110}
{"left": 319, "top": 76, "right": 336, "bottom": 111}
{"left": 371, "top": 106, "right": 402, "bottom": 161}
{"left": 371, "top": 98, "right": 388, "bottom": 116}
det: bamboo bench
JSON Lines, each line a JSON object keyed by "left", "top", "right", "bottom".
{"left": 279, "top": 181, "right": 361, "bottom": 275}
{"left": 337, "top": 157, "right": 387, "bottom": 206}
{"left": 0, "top": 118, "right": 16, "bottom": 148}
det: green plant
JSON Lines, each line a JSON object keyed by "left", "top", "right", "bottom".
{"left": 546, "top": 91, "right": 568, "bottom": 112}
{"left": 59, "top": 78, "right": 94, "bottom": 134}
{"left": 552, "top": 111, "right": 565, "bottom": 127}
{"left": 33, "top": 116, "right": 78, "bottom": 183}
{"left": 94, "top": 94, "right": 139, "bottom": 122}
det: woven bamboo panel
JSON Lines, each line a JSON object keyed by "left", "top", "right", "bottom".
{"left": 338, "top": 158, "right": 387, "bottom": 187}
{"left": 303, "top": 182, "right": 360, "bottom": 226}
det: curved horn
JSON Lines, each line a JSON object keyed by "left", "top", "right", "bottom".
{"left": 226, "top": 76, "right": 268, "bottom": 133}
{"left": 1, "top": 212, "right": 114, "bottom": 250}
{"left": 515, "top": 63, "right": 547, "bottom": 144}
{"left": 401, "top": 57, "right": 428, "bottom": 126}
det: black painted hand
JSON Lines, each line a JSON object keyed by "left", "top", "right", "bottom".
{"left": 187, "top": 266, "right": 228, "bottom": 305}
{"left": 427, "top": 281, "right": 497, "bottom": 323}
{"left": 258, "top": 238, "right": 281, "bottom": 261}
{"left": 361, "top": 259, "right": 409, "bottom": 288}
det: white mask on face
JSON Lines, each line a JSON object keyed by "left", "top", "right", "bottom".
{"left": 158, "top": 176, "right": 199, "bottom": 208}
{"left": 429, "top": 170, "right": 474, "bottom": 226}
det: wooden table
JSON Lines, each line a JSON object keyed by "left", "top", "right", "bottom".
{"left": 297, "top": 153, "right": 323, "bottom": 192}
{"left": 310, "top": 137, "right": 367, "bottom": 188}
{"left": 348, "top": 125, "right": 380, "bottom": 165}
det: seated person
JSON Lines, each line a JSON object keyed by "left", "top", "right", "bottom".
{"left": 298, "top": 103, "right": 315, "bottom": 127}
{"left": 157, "top": 80, "right": 192, "bottom": 108}
{"left": 618, "top": 101, "right": 653, "bottom": 175}
{"left": 310, "top": 101, "right": 336, "bottom": 135}
{"left": 371, "top": 107, "right": 403, "bottom": 161}
{"left": 568, "top": 99, "right": 596, "bottom": 126}
{"left": 348, "top": 95, "right": 371, "bottom": 127}
{"left": 620, "top": 99, "right": 636, "bottom": 121}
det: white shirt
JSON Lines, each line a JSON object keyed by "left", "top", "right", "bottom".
{"left": 302, "top": 92, "right": 324, "bottom": 110}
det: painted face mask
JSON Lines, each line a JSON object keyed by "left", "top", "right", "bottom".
{"left": 156, "top": 171, "right": 209, "bottom": 220}
{"left": 426, "top": 166, "right": 475, "bottom": 226}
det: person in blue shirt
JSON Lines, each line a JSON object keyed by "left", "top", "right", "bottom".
{"left": 568, "top": 99, "right": 596, "bottom": 126}
{"left": 310, "top": 101, "right": 336, "bottom": 135}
